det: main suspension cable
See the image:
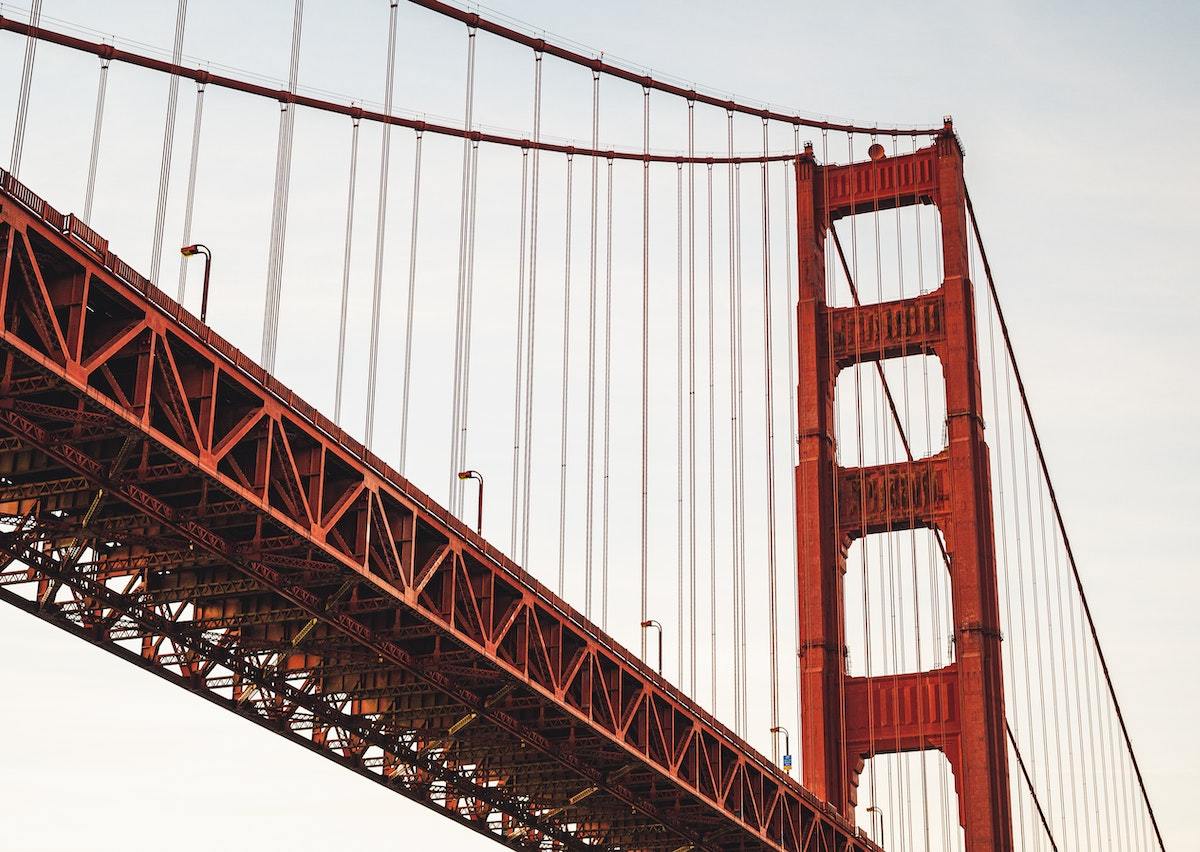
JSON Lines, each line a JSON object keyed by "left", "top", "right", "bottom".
{"left": 0, "top": 15, "right": 812, "bottom": 166}
{"left": 408, "top": 0, "right": 941, "bottom": 136}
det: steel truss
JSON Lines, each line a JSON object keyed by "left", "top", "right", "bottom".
{"left": 0, "top": 172, "right": 876, "bottom": 851}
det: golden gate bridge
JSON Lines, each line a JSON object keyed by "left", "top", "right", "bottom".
{"left": 0, "top": 2, "right": 1167, "bottom": 850}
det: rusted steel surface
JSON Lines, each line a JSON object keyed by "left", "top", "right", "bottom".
{"left": 0, "top": 171, "right": 877, "bottom": 852}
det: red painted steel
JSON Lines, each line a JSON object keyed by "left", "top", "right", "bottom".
{"left": 794, "top": 121, "right": 1013, "bottom": 850}
{"left": 0, "top": 171, "right": 880, "bottom": 851}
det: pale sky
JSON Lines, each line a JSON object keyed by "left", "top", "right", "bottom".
{"left": 0, "top": 1, "right": 1196, "bottom": 849}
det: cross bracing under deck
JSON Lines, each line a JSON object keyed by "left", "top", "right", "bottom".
{"left": 0, "top": 171, "right": 879, "bottom": 851}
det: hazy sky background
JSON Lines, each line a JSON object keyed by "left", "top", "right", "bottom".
{"left": 0, "top": 1, "right": 1196, "bottom": 849}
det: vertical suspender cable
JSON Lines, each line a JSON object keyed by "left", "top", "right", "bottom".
{"left": 8, "top": 0, "right": 43, "bottom": 177}
{"left": 261, "top": 0, "right": 304, "bottom": 372}
{"left": 601, "top": 155, "right": 614, "bottom": 629}
{"left": 82, "top": 56, "right": 110, "bottom": 223}
{"left": 398, "top": 131, "right": 425, "bottom": 473}
{"left": 519, "top": 52, "right": 544, "bottom": 566}
{"left": 686, "top": 100, "right": 697, "bottom": 695}
{"left": 363, "top": 0, "right": 399, "bottom": 444}
{"left": 784, "top": 125, "right": 800, "bottom": 755}
{"left": 640, "top": 85, "right": 650, "bottom": 663}
{"left": 175, "top": 80, "right": 206, "bottom": 302}
{"left": 761, "top": 119, "right": 780, "bottom": 759}
{"left": 584, "top": 71, "right": 600, "bottom": 617}
{"left": 449, "top": 26, "right": 478, "bottom": 512}
{"left": 332, "top": 116, "right": 361, "bottom": 422}
{"left": 729, "top": 108, "right": 739, "bottom": 734}
{"left": 455, "top": 140, "right": 481, "bottom": 508}
{"left": 556, "top": 153, "right": 575, "bottom": 595}
{"left": 965, "top": 188, "right": 1167, "bottom": 851}
{"left": 675, "top": 160, "right": 684, "bottom": 683}
{"left": 706, "top": 161, "right": 717, "bottom": 711}
{"left": 149, "top": 0, "right": 188, "bottom": 284}
{"left": 510, "top": 148, "right": 530, "bottom": 551}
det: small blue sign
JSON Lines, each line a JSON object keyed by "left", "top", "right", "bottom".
{"left": 782, "top": 754, "right": 793, "bottom": 770}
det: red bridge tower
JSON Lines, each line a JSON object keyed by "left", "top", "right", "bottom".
{"left": 794, "top": 121, "right": 1013, "bottom": 851}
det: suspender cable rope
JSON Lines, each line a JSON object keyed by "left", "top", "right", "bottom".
{"left": 332, "top": 115, "right": 361, "bottom": 423}
{"left": 398, "top": 130, "right": 424, "bottom": 473}
{"left": 449, "top": 26, "right": 478, "bottom": 513}
{"left": 510, "top": 147, "right": 529, "bottom": 552}
{"left": 964, "top": 187, "right": 1166, "bottom": 851}
{"left": 363, "top": 0, "right": 399, "bottom": 445}
{"left": 735, "top": 165, "right": 749, "bottom": 733}
{"left": 891, "top": 134, "right": 927, "bottom": 851}
{"left": 784, "top": 126, "right": 800, "bottom": 764}
{"left": 519, "top": 52, "right": 544, "bottom": 566}
{"left": 583, "top": 70, "right": 600, "bottom": 618}
{"left": 675, "top": 159, "right": 684, "bottom": 684}
{"left": 556, "top": 153, "right": 575, "bottom": 595}
{"left": 727, "top": 110, "right": 749, "bottom": 734}
{"left": 1035, "top": 446, "right": 1071, "bottom": 842}
{"left": 175, "top": 79, "right": 206, "bottom": 303}
{"left": 705, "top": 161, "right": 717, "bottom": 712}
{"left": 149, "top": 0, "right": 188, "bottom": 285}
{"left": 456, "top": 138, "right": 481, "bottom": 508}
{"left": 760, "top": 119, "right": 780, "bottom": 761}
{"left": 844, "top": 133, "right": 879, "bottom": 821}
{"left": 686, "top": 101, "right": 697, "bottom": 695}
{"left": 82, "top": 55, "right": 110, "bottom": 223}
{"left": 831, "top": 213, "right": 1059, "bottom": 848}
{"left": 8, "top": 0, "right": 43, "bottom": 177}
{"left": 261, "top": 0, "right": 304, "bottom": 372}
{"left": 639, "top": 85, "right": 650, "bottom": 664}
{"left": 601, "top": 155, "right": 613, "bottom": 630}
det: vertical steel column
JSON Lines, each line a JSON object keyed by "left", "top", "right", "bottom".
{"left": 933, "top": 126, "right": 1013, "bottom": 851}
{"left": 794, "top": 121, "right": 1013, "bottom": 850}
{"left": 794, "top": 142, "right": 847, "bottom": 808}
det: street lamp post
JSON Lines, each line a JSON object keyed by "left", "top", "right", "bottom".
{"left": 457, "top": 470, "right": 484, "bottom": 534}
{"left": 179, "top": 244, "right": 212, "bottom": 323}
{"left": 640, "top": 619, "right": 663, "bottom": 675}
{"left": 770, "top": 725, "right": 792, "bottom": 774}
{"left": 865, "top": 805, "right": 885, "bottom": 848}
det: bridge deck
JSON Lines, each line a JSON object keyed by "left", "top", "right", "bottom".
{"left": 0, "top": 172, "right": 875, "bottom": 851}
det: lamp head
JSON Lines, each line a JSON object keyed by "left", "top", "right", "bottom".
{"left": 180, "top": 244, "right": 201, "bottom": 257}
